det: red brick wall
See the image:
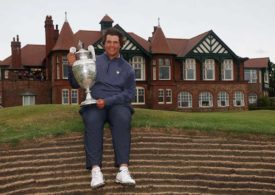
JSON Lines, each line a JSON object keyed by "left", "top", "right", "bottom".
{"left": 2, "top": 80, "right": 51, "bottom": 107}
{"left": 147, "top": 81, "right": 248, "bottom": 112}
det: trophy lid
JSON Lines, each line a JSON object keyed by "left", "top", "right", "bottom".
{"left": 75, "top": 41, "right": 90, "bottom": 60}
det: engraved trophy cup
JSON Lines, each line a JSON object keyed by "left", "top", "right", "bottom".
{"left": 70, "top": 42, "right": 97, "bottom": 106}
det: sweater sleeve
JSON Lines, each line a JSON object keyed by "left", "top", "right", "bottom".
{"left": 104, "top": 70, "right": 136, "bottom": 106}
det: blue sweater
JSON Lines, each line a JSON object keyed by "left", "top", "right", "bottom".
{"left": 68, "top": 53, "right": 136, "bottom": 106}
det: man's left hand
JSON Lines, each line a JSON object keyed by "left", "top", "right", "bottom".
{"left": 96, "top": 99, "right": 105, "bottom": 109}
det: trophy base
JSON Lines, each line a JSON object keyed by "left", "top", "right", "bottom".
{"left": 80, "top": 99, "right": 97, "bottom": 106}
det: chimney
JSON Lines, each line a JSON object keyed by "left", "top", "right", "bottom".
{"left": 44, "top": 15, "right": 56, "bottom": 56}
{"left": 152, "top": 26, "right": 157, "bottom": 36}
{"left": 11, "top": 35, "right": 22, "bottom": 69}
{"left": 54, "top": 24, "right": 59, "bottom": 43}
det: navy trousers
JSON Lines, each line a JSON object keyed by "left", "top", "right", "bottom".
{"left": 80, "top": 104, "right": 133, "bottom": 170}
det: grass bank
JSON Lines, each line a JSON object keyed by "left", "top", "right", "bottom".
{"left": 0, "top": 104, "right": 274, "bottom": 144}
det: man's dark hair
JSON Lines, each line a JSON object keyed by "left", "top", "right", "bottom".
{"left": 102, "top": 28, "right": 124, "bottom": 47}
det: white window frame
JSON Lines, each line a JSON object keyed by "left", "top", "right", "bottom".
{"left": 71, "top": 89, "right": 78, "bottom": 104}
{"left": 203, "top": 59, "right": 215, "bottom": 80}
{"left": 218, "top": 91, "right": 229, "bottom": 107}
{"left": 165, "top": 89, "right": 172, "bottom": 104}
{"left": 158, "top": 89, "right": 164, "bottom": 104}
{"left": 56, "top": 56, "right": 60, "bottom": 79}
{"left": 22, "top": 95, "right": 35, "bottom": 106}
{"left": 178, "top": 91, "right": 192, "bottom": 108}
{"left": 222, "top": 59, "right": 233, "bottom": 80}
{"left": 199, "top": 92, "right": 213, "bottom": 107}
{"left": 62, "top": 89, "right": 69, "bottom": 104}
{"left": 248, "top": 93, "right": 257, "bottom": 105}
{"left": 159, "top": 58, "right": 171, "bottom": 80}
{"left": 153, "top": 67, "right": 156, "bottom": 80}
{"left": 62, "top": 55, "right": 69, "bottom": 79}
{"left": 264, "top": 69, "right": 269, "bottom": 83}
{"left": 4, "top": 70, "right": 9, "bottom": 79}
{"left": 245, "top": 69, "right": 257, "bottom": 83}
{"left": 132, "top": 87, "right": 145, "bottom": 105}
{"left": 184, "top": 58, "right": 196, "bottom": 80}
{"left": 234, "top": 91, "right": 244, "bottom": 106}
{"left": 130, "top": 56, "right": 145, "bottom": 81}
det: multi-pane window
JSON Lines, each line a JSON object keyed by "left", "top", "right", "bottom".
{"left": 62, "top": 89, "right": 69, "bottom": 104}
{"left": 133, "top": 87, "right": 145, "bottom": 104}
{"left": 222, "top": 59, "right": 233, "bottom": 80}
{"left": 264, "top": 69, "right": 269, "bottom": 83}
{"left": 4, "top": 70, "right": 9, "bottom": 79}
{"left": 183, "top": 59, "right": 196, "bottom": 80}
{"left": 218, "top": 91, "right": 229, "bottom": 107}
{"left": 22, "top": 95, "right": 35, "bottom": 106}
{"left": 71, "top": 89, "right": 78, "bottom": 104}
{"left": 165, "top": 89, "right": 172, "bottom": 104}
{"left": 199, "top": 92, "right": 213, "bottom": 107}
{"left": 158, "top": 89, "right": 164, "bottom": 104}
{"left": 153, "top": 67, "right": 156, "bottom": 80}
{"left": 259, "top": 70, "right": 262, "bottom": 83}
{"left": 62, "top": 56, "right": 69, "bottom": 79}
{"left": 178, "top": 91, "right": 192, "bottom": 108}
{"left": 158, "top": 89, "right": 172, "bottom": 104}
{"left": 244, "top": 69, "right": 257, "bottom": 83}
{"left": 248, "top": 93, "right": 257, "bottom": 105}
{"left": 159, "top": 58, "right": 170, "bottom": 80}
{"left": 234, "top": 91, "right": 244, "bottom": 106}
{"left": 203, "top": 59, "right": 215, "bottom": 80}
{"left": 56, "top": 56, "right": 60, "bottom": 79}
{"left": 130, "top": 56, "right": 145, "bottom": 80}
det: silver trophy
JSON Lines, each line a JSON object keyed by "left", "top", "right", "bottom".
{"left": 70, "top": 41, "right": 97, "bottom": 106}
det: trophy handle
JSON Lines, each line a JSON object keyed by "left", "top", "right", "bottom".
{"left": 88, "top": 45, "right": 96, "bottom": 62}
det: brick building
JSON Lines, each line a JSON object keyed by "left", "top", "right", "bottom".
{"left": 0, "top": 15, "right": 272, "bottom": 111}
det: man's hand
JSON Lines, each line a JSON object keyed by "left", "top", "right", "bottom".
{"left": 96, "top": 99, "right": 105, "bottom": 109}
{"left": 67, "top": 53, "right": 76, "bottom": 66}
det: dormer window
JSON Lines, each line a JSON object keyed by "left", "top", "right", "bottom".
{"left": 222, "top": 59, "right": 233, "bottom": 80}
{"left": 183, "top": 58, "right": 196, "bottom": 80}
{"left": 203, "top": 59, "right": 215, "bottom": 80}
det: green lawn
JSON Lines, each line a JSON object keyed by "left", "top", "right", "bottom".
{"left": 0, "top": 104, "right": 275, "bottom": 144}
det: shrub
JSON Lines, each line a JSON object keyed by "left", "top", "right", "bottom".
{"left": 257, "top": 96, "right": 271, "bottom": 107}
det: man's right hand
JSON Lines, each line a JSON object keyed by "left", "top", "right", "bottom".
{"left": 67, "top": 53, "right": 76, "bottom": 66}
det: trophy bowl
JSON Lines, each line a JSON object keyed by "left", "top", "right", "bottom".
{"left": 70, "top": 44, "right": 97, "bottom": 106}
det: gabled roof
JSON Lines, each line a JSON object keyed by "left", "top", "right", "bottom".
{"left": 52, "top": 21, "right": 75, "bottom": 51}
{"left": 179, "top": 31, "right": 210, "bottom": 57}
{"left": 74, "top": 30, "right": 102, "bottom": 48}
{"left": 128, "top": 32, "right": 150, "bottom": 52}
{"left": 150, "top": 26, "right": 174, "bottom": 54}
{"left": 244, "top": 57, "right": 270, "bottom": 68}
{"left": 167, "top": 38, "right": 188, "bottom": 56}
{"left": 0, "top": 44, "right": 45, "bottom": 67}
{"left": 94, "top": 24, "right": 150, "bottom": 55}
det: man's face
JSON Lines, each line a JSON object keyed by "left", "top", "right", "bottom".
{"left": 104, "top": 35, "right": 121, "bottom": 59}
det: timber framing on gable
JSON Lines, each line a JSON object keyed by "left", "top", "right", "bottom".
{"left": 93, "top": 24, "right": 150, "bottom": 58}
{"left": 184, "top": 30, "right": 241, "bottom": 63}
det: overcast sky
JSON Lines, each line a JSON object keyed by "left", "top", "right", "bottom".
{"left": 1, "top": 0, "right": 274, "bottom": 62}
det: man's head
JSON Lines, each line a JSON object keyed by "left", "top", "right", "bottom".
{"left": 102, "top": 28, "right": 124, "bottom": 47}
{"left": 102, "top": 28, "right": 124, "bottom": 59}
